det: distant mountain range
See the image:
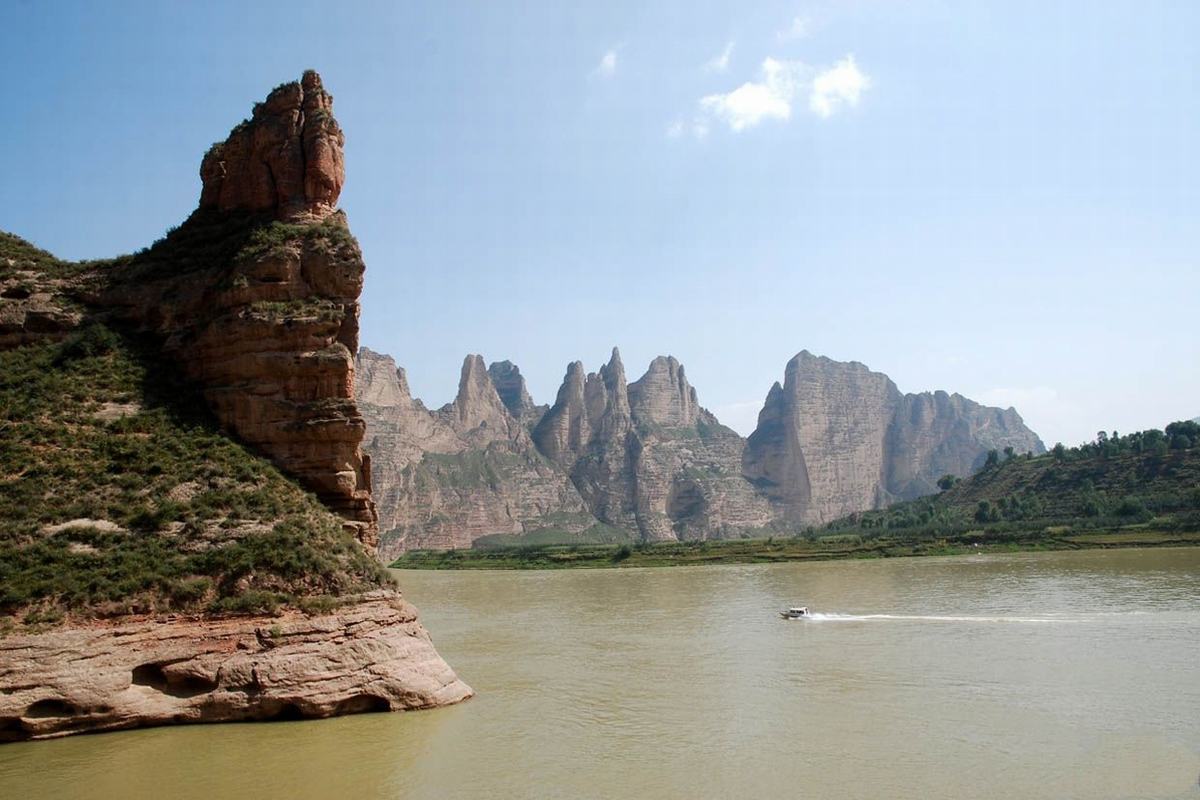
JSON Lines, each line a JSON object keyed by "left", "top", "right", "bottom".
{"left": 357, "top": 348, "right": 1044, "bottom": 557}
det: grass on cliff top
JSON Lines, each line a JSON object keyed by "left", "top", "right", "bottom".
{"left": 0, "top": 324, "right": 389, "bottom": 630}
{"left": 0, "top": 232, "right": 62, "bottom": 275}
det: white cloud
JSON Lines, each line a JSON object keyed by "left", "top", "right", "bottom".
{"left": 777, "top": 16, "right": 810, "bottom": 41}
{"left": 808, "top": 55, "right": 870, "bottom": 118}
{"left": 704, "top": 41, "right": 735, "bottom": 73}
{"left": 666, "top": 119, "right": 685, "bottom": 138}
{"left": 593, "top": 48, "right": 618, "bottom": 78}
{"left": 694, "top": 54, "right": 870, "bottom": 132}
{"left": 700, "top": 57, "right": 800, "bottom": 131}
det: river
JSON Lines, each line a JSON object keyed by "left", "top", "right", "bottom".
{"left": 2, "top": 548, "right": 1198, "bottom": 799}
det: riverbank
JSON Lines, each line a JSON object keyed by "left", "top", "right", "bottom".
{"left": 389, "top": 528, "right": 1200, "bottom": 570}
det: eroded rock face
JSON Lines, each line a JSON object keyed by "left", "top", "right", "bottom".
{"left": 200, "top": 70, "right": 345, "bottom": 221}
{"left": 629, "top": 356, "right": 700, "bottom": 428}
{"left": 363, "top": 346, "right": 1046, "bottom": 548}
{"left": 885, "top": 391, "right": 1044, "bottom": 500}
{"left": 745, "top": 352, "right": 899, "bottom": 525}
{"left": 744, "top": 351, "right": 1045, "bottom": 525}
{"left": 0, "top": 593, "right": 470, "bottom": 742}
{"left": 357, "top": 349, "right": 592, "bottom": 558}
{"left": 0, "top": 72, "right": 472, "bottom": 743}
{"left": 487, "top": 360, "right": 544, "bottom": 424}
{"left": 97, "top": 72, "right": 376, "bottom": 545}
{"left": 534, "top": 350, "right": 774, "bottom": 542}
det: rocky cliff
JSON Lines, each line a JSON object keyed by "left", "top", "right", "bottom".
{"left": 626, "top": 356, "right": 776, "bottom": 541}
{"left": 533, "top": 349, "right": 795, "bottom": 542}
{"left": 363, "top": 347, "right": 1045, "bottom": 550}
{"left": 357, "top": 349, "right": 594, "bottom": 558}
{"left": 98, "top": 70, "right": 375, "bottom": 545}
{"left": 0, "top": 71, "right": 470, "bottom": 740}
{"left": 487, "top": 360, "right": 546, "bottom": 426}
{"left": 744, "top": 351, "right": 1045, "bottom": 525}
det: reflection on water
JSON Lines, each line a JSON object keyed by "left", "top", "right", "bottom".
{"left": 1, "top": 548, "right": 1198, "bottom": 800}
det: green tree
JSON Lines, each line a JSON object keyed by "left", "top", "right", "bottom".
{"left": 975, "top": 500, "right": 998, "bottom": 523}
{"left": 984, "top": 450, "right": 1000, "bottom": 469}
{"left": 937, "top": 474, "right": 958, "bottom": 492}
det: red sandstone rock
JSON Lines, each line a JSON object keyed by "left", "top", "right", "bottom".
{"left": 0, "top": 593, "right": 470, "bottom": 742}
{"left": 199, "top": 70, "right": 345, "bottom": 220}
{"left": 102, "top": 72, "right": 376, "bottom": 545}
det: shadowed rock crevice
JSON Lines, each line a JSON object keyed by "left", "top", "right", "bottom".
{"left": 24, "top": 699, "right": 76, "bottom": 718}
{"left": 131, "top": 662, "right": 220, "bottom": 698}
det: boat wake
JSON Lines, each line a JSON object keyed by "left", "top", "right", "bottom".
{"left": 799, "top": 612, "right": 1067, "bottom": 624}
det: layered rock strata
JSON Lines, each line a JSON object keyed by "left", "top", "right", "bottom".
{"left": 744, "top": 351, "right": 1045, "bottom": 525}
{"left": 487, "top": 360, "right": 546, "bottom": 426}
{"left": 100, "top": 70, "right": 375, "bottom": 545}
{"left": 357, "top": 349, "right": 592, "bottom": 558}
{"left": 627, "top": 356, "right": 775, "bottom": 540}
{"left": 0, "top": 593, "right": 470, "bottom": 742}
{"left": 200, "top": 70, "right": 344, "bottom": 220}
{"left": 364, "top": 348, "right": 1044, "bottom": 550}
{"left": 529, "top": 350, "right": 775, "bottom": 541}
{"left": 0, "top": 71, "right": 470, "bottom": 740}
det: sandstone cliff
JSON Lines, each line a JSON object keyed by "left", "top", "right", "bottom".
{"left": 364, "top": 347, "right": 1045, "bottom": 548}
{"left": 0, "top": 71, "right": 470, "bottom": 740}
{"left": 528, "top": 350, "right": 774, "bottom": 543}
{"left": 99, "top": 70, "right": 375, "bottom": 545}
{"left": 357, "top": 349, "right": 594, "bottom": 558}
{"left": 487, "top": 360, "right": 546, "bottom": 426}
{"left": 744, "top": 351, "right": 1045, "bottom": 525}
{"left": 1, "top": 593, "right": 468, "bottom": 742}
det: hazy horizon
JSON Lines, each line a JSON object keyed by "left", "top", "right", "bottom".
{"left": 2, "top": 1, "right": 1196, "bottom": 447}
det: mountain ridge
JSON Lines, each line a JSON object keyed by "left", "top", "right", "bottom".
{"left": 360, "top": 346, "right": 1043, "bottom": 552}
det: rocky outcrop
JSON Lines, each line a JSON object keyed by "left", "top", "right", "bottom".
{"left": 535, "top": 349, "right": 641, "bottom": 532}
{"left": 0, "top": 71, "right": 471, "bottom": 740}
{"left": 744, "top": 351, "right": 1045, "bottom": 525}
{"left": 0, "top": 235, "right": 86, "bottom": 349}
{"left": 364, "top": 346, "right": 1046, "bottom": 548}
{"left": 0, "top": 593, "right": 470, "bottom": 742}
{"left": 200, "top": 70, "right": 344, "bottom": 221}
{"left": 531, "top": 350, "right": 774, "bottom": 542}
{"left": 885, "top": 391, "right": 1045, "bottom": 500}
{"left": 357, "top": 349, "right": 592, "bottom": 558}
{"left": 628, "top": 356, "right": 700, "bottom": 427}
{"left": 744, "top": 352, "right": 898, "bottom": 525}
{"left": 98, "top": 72, "right": 375, "bottom": 545}
{"left": 487, "top": 360, "right": 545, "bottom": 425}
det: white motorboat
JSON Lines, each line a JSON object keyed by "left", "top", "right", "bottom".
{"left": 779, "top": 606, "right": 811, "bottom": 619}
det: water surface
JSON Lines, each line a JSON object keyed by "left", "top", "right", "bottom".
{"left": 2, "top": 548, "right": 1198, "bottom": 799}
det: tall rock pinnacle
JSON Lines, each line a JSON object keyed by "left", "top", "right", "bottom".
{"left": 199, "top": 69, "right": 345, "bottom": 220}
{"left": 101, "top": 71, "right": 377, "bottom": 544}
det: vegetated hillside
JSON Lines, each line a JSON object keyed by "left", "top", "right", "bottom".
{"left": 0, "top": 236, "right": 388, "bottom": 630}
{"left": 823, "top": 424, "right": 1200, "bottom": 541}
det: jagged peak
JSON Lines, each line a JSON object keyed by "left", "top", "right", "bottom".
{"left": 354, "top": 348, "right": 412, "bottom": 409}
{"left": 199, "top": 70, "right": 345, "bottom": 221}
{"left": 629, "top": 354, "right": 700, "bottom": 428}
{"left": 487, "top": 360, "right": 537, "bottom": 417}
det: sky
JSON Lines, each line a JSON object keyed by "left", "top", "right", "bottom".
{"left": 1, "top": 0, "right": 1197, "bottom": 447}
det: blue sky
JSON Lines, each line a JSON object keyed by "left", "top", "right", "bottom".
{"left": 2, "top": 1, "right": 1197, "bottom": 445}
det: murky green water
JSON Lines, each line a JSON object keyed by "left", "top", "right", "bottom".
{"left": 2, "top": 548, "right": 1198, "bottom": 799}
